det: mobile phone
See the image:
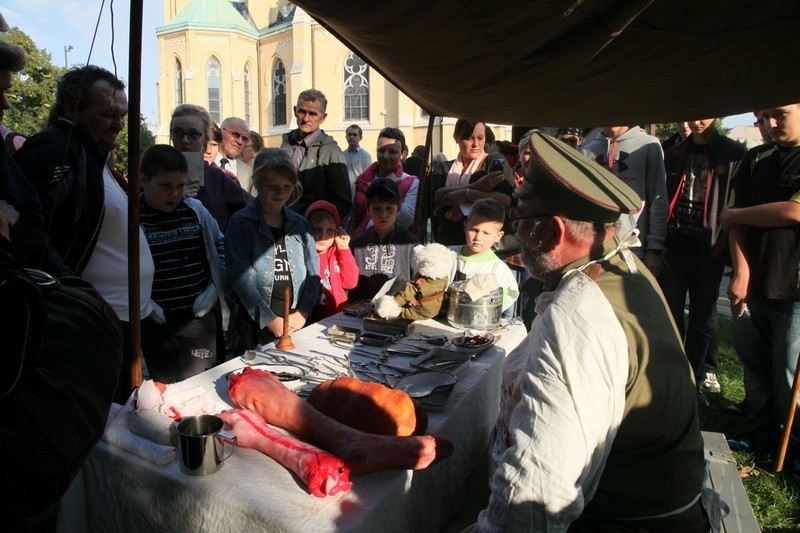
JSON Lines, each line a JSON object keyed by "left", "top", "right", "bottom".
{"left": 489, "top": 158, "right": 505, "bottom": 173}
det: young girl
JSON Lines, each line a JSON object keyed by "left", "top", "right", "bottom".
{"left": 225, "top": 148, "right": 320, "bottom": 350}
{"left": 305, "top": 200, "right": 359, "bottom": 323}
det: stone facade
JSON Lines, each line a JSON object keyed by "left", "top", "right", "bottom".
{"left": 155, "top": 0, "right": 511, "bottom": 160}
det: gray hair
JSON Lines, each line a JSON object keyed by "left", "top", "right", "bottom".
{"left": 297, "top": 89, "right": 328, "bottom": 112}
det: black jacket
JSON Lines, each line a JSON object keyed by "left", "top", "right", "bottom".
{"left": 14, "top": 119, "right": 109, "bottom": 274}
{"left": 664, "top": 130, "right": 746, "bottom": 257}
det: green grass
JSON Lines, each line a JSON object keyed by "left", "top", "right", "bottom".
{"left": 698, "top": 315, "right": 800, "bottom": 532}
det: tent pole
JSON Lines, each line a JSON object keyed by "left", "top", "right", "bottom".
{"left": 412, "top": 113, "right": 437, "bottom": 243}
{"left": 127, "top": 0, "right": 144, "bottom": 390}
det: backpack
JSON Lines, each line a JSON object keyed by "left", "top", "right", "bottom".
{"left": 0, "top": 246, "right": 124, "bottom": 525}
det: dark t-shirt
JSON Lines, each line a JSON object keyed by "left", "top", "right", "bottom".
{"left": 269, "top": 224, "right": 292, "bottom": 316}
{"left": 733, "top": 143, "right": 800, "bottom": 300}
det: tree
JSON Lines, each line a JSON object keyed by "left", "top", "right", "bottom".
{"left": 652, "top": 120, "right": 730, "bottom": 143}
{"left": 3, "top": 27, "right": 66, "bottom": 137}
{"left": 114, "top": 116, "right": 156, "bottom": 176}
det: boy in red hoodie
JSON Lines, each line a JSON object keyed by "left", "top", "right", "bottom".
{"left": 305, "top": 200, "right": 359, "bottom": 322}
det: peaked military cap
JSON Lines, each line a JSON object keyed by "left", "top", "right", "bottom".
{"left": 516, "top": 132, "right": 641, "bottom": 223}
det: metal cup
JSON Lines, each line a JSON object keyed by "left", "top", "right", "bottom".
{"left": 176, "top": 415, "right": 237, "bottom": 476}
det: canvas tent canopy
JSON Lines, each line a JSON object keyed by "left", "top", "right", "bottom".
{"left": 292, "top": 0, "right": 800, "bottom": 126}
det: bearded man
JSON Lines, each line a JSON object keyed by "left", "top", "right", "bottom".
{"left": 474, "top": 132, "right": 715, "bottom": 531}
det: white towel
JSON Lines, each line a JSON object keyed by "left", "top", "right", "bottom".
{"left": 103, "top": 403, "right": 177, "bottom": 466}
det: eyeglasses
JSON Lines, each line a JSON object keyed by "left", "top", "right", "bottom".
{"left": 223, "top": 128, "right": 250, "bottom": 144}
{"left": 170, "top": 128, "right": 204, "bottom": 141}
{"left": 507, "top": 208, "right": 553, "bottom": 226}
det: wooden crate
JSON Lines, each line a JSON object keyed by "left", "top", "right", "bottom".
{"left": 702, "top": 431, "right": 761, "bottom": 532}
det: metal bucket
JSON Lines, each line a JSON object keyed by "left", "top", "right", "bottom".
{"left": 446, "top": 281, "right": 503, "bottom": 330}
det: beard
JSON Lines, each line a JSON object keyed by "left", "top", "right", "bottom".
{"left": 520, "top": 226, "right": 559, "bottom": 281}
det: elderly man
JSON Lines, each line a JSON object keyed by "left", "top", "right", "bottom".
{"left": 217, "top": 116, "right": 253, "bottom": 190}
{"left": 14, "top": 65, "right": 155, "bottom": 403}
{"left": 474, "top": 132, "right": 710, "bottom": 531}
{"left": 281, "top": 89, "right": 351, "bottom": 219}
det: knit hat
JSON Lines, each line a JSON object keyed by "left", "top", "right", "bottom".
{"left": 516, "top": 132, "right": 640, "bottom": 223}
{"left": 305, "top": 199, "right": 341, "bottom": 227}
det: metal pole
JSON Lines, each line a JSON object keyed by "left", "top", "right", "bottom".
{"left": 63, "top": 45, "right": 72, "bottom": 68}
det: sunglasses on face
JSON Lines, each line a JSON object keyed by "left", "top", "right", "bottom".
{"left": 223, "top": 129, "right": 250, "bottom": 143}
{"left": 170, "top": 128, "right": 204, "bottom": 141}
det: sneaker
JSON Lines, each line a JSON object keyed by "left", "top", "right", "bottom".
{"left": 727, "top": 434, "right": 755, "bottom": 452}
{"left": 702, "top": 372, "right": 721, "bottom": 393}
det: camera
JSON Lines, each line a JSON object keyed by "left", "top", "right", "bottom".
{"left": 488, "top": 158, "right": 505, "bottom": 173}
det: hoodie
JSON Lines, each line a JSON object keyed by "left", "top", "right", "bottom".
{"left": 581, "top": 126, "right": 668, "bottom": 256}
{"left": 305, "top": 200, "right": 360, "bottom": 322}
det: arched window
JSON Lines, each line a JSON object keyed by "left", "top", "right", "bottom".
{"left": 343, "top": 52, "right": 369, "bottom": 121}
{"left": 174, "top": 58, "right": 184, "bottom": 107}
{"left": 244, "top": 63, "right": 252, "bottom": 126}
{"left": 272, "top": 60, "right": 287, "bottom": 126}
{"left": 207, "top": 56, "right": 221, "bottom": 124}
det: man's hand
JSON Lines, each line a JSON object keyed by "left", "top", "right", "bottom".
{"left": 644, "top": 251, "right": 663, "bottom": 277}
{"left": 335, "top": 228, "right": 351, "bottom": 250}
{"left": 727, "top": 272, "right": 749, "bottom": 315}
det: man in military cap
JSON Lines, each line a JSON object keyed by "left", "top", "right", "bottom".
{"left": 474, "top": 132, "right": 711, "bottom": 531}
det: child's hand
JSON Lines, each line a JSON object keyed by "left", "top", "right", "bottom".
{"left": 335, "top": 228, "right": 351, "bottom": 250}
{"left": 185, "top": 181, "right": 201, "bottom": 198}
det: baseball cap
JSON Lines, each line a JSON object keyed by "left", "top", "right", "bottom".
{"left": 365, "top": 177, "right": 400, "bottom": 200}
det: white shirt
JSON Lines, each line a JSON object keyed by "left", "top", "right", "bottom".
{"left": 81, "top": 166, "right": 155, "bottom": 322}
{"left": 476, "top": 270, "right": 628, "bottom": 531}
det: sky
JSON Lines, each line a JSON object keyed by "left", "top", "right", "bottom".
{"left": 1, "top": 1, "right": 755, "bottom": 131}
{"left": 3, "top": 0, "right": 163, "bottom": 126}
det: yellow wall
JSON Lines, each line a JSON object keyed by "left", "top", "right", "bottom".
{"left": 156, "top": 5, "right": 510, "bottom": 162}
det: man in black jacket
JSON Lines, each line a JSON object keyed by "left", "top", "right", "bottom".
{"left": 660, "top": 119, "right": 746, "bottom": 398}
{"left": 15, "top": 65, "right": 156, "bottom": 403}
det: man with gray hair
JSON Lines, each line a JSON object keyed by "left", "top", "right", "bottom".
{"left": 281, "top": 89, "right": 351, "bottom": 219}
{"left": 217, "top": 116, "right": 253, "bottom": 190}
{"left": 474, "top": 133, "right": 711, "bottom": 531}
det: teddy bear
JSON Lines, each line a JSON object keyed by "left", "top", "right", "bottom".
{"left": 374, "top": 243, "right": 456, "bottom": 321}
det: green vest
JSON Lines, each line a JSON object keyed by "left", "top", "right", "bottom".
{"left": 554, "top": 240, "right": 705, "bottom": 519}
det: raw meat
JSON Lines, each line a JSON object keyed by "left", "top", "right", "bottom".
{"left": 218, "top": 409, "right": 351, "bottom": 497}
{"left": 228, "top": 367, "right": 453, "bottom": 474}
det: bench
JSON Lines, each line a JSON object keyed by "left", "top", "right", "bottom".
{"left": 702, "top": 430, "right": 761, "bottom": 532}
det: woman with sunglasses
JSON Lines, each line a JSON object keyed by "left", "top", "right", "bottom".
{"left": 169, "top": 104, "right": 252, "bottom": 231}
